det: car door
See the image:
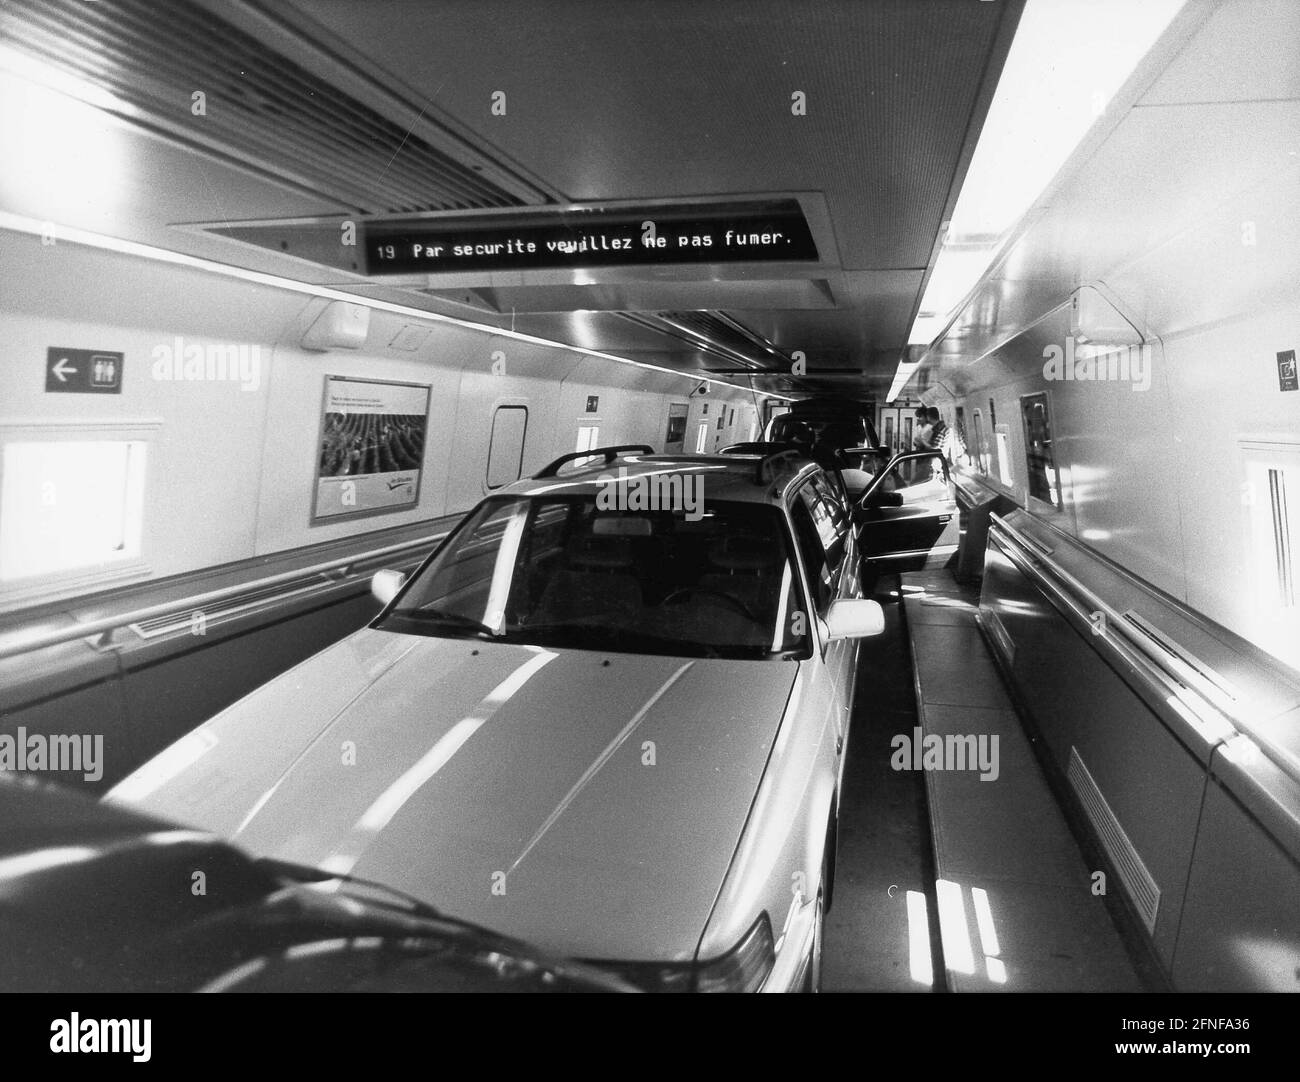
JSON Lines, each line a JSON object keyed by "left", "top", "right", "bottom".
{"left": 854, "top": 449, "right": 959, "bottom": 574}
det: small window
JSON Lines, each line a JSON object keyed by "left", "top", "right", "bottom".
{"left": 695, "top": 422, "right": 709, "bottom": 453}
{"left": 574, "top": 424, "right": 600, "bottom": 468}
{"left": 995, "top": 427, "right": 1014, "bottom": 488}
{"left": 664, "top": 404, "right": 688, "bottom": 448}
{"left": 1020, "top": 392, "right": 1061, "bottom": 508}
{"left": 1241, "top": 440, "right": 1300, "bottom": 669}
{"left": 1, "top": 438, "right": 147, "bottom": 583}
{"left": 971, "top": 409, "right": 987, "bottom": 475}
{"left": 486, "top": 406, "right": 528, "bottom": 489}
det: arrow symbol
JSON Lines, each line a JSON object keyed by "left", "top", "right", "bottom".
{"left": 52, "top": 358, "right": 77, "bottom": 382}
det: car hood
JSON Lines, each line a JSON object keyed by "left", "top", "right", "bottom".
{"left": 106, "top": 630, "right": 799, "bottom": 961}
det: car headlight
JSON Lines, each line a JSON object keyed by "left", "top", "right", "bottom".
{"left": 592, "top": 914, "right": 775, "bottom": 993}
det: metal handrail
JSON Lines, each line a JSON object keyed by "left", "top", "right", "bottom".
{"left": 0, "top": 528, "right": 452, "bottom": 662}
{"left": 987, "top": 513, "right": 1243, "bottom": 733}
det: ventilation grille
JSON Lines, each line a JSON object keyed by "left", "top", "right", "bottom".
{"left": 1067, "top": 747, "right": 1161, "bottom": 933}
{"left": 1267, "top": 468, "right": 1295, "bottom": 608}
{"left": 661, "top": 311, "right": 795, "bottom": 369}
{"left": 0, "top": 0, "right": 527, "bottom": 213}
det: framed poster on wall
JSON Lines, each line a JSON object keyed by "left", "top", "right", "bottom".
{"left": 312, "top": 375, "right": 431, "bottom": 523}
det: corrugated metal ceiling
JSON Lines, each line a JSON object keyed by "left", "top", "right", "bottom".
{"left": 0, "top": 0, "right": 528, "bottom": 213}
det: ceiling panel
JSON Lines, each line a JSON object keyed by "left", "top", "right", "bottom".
{"left": 286, "top": 0, "right": 1005, "bottom": 273}
{"left": 915, "top": 0, "right": 1300, "bottom": 389}
{"left": 1, "top": 0, "right": 1019, "bottom": 394}
{"left": 1141, "top": 0, "right": 1300, "bottom": 105}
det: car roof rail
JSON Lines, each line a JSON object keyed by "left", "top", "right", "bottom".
{"left": 755, "top": 448, "right": 809, "bottom": 484}
{"left": 532, "top": 444, "right": 655, "bottom": 479}
{"left": 720, "top": 441, "right": 786, "bottom": 456}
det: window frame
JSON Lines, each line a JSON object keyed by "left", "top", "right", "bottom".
{"left": 789, "top": 477, "right": 848, "bottom": 613}
{"left": 1019, "top": 390, "right": 1064, "bottom": 511}
{"left": 0, "top": 419, "right": 158, "bottom": 605}
{"left": 485, "top": 403, "right": 529, "bottom": 491}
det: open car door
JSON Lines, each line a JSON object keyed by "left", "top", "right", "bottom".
{"left": 854, "top": 450, "right": 959, "bottom": 575}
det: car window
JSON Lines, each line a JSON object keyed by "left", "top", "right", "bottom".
{"left": 809, "top": 471, "right": 850, "bottom": 528}
{"left": 789, "top": 494, "right": 836, "bottom": 613}
{"left": 379, "top": 493, "right": 810, "bottom": 660}
{"left": 796, "top": 479, "right": 846, "bottom": 577}
{"left": 865, "top": 454, "right": 950, "bottom": 506}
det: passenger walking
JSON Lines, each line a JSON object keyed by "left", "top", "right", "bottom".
{"left": 927, "top": 407, "right": 949, "bottom": 458}
{"left": 908, "top": 407, "right": 932, "bottom": 482}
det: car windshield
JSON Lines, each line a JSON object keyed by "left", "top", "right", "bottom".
{"left": 377, "top": 494, "right": 808, "bottom": 659}
{"left": 768, "top": 413, "right": 867, "bottom": 449}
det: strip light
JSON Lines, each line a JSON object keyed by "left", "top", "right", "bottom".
{"left": 0, "top": 211, "right": 793, "bottom": 401}
{"left": 890, "top": 0, "right": 1186, "bottom": 400}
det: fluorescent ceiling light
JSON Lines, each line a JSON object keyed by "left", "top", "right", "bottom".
{"left": 0, "top": 45, "right": 138, "bottom": 116}
{"left": 906, "top": 0, "right": 1185, "bottom": 350}
{"left": 886, "top": 361, "right": 921, "bottom": 403}
{"left": 0, "top": 51, "right": 139, "bottom": 221}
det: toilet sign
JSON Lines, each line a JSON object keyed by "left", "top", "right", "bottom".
{"left": 45, "top": 348, "right": 123, "bottom": 394}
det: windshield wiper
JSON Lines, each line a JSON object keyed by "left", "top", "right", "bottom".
{"left": 510, "top": 623, "right": 725, "bottom": 657}
{"left": 255, "top": 857, "right": 540, "bottom": 947}
{"left": 256, "top": 856, "right": 444, "bottom": 920}
{"left": 386, "top": 607, "right": 495, "bottom": 636}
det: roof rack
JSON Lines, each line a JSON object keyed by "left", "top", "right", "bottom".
{"left": 720, "top": 441, "right": 786, "bottom": 456}
{"left": 532, "top": 444, "right": 655, "bottom": 479}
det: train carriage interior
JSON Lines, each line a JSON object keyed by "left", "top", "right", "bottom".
{"left": 0, "top": 0, "right": 1297, "bottom": 1023}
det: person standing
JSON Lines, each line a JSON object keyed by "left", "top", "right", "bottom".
{"left": 908, "top": 407, "right": 933, "bottom": 482}
{"left": 926, "top": 407, "right": 950, "bottom": 458}
{"left": 911, "top": 407, "right": 932, "bottom": 451}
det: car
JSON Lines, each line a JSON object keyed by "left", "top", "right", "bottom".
{"left": 106, "top": 445, "right": 887, "bottom": 991}
{"left": 762, "top": 399, "right": 888, "bottom": 500}
{"left": 763, "top": 397, "right": 880, "bottom": 462}
{"left": 0, "top": 773, "right": 633, "bottom": 992}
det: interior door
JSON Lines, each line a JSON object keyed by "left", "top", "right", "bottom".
{"left": 854, "top": 450, "right": 959, "bottom": 574}
{"left": 663, "top": 403, "right": 688, "bottom": 453}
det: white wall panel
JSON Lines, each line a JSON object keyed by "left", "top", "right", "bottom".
{"left": 0, "top": 229, "right": 762, "bottom": 605}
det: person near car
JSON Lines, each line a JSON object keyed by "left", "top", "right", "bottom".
{"left": 926, "top": 407, "right": 950, "bottom": 459}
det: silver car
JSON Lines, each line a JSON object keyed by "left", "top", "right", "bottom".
{"left": 106, "top": 448, "right": 886, "bottom": 991}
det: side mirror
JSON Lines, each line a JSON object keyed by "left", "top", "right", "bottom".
{"left": 371, "top": 569, "right": 405, "bottom": 605}
{"left": 824, "top": 598, "right": 885, "bottom": 640}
